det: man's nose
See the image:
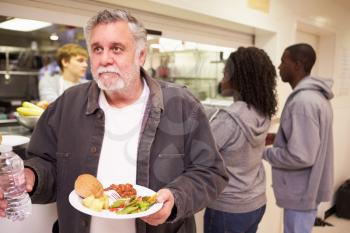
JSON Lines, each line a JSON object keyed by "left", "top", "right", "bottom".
{"left": 82, "top": 61, "right": 88, "bottom": 68}
{"left": 100, "top": 51, "right": 114, "bottom": 65}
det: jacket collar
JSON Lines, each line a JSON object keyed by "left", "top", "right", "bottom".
{"left": 85, "top": 67, "right": 164, "bottom": 115}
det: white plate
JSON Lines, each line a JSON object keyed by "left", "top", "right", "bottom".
{"left": 69, "top": 184, "right": 163, "bottom": 219}
{"left": 1, "top": 135, "right": 30, "bottom": 146}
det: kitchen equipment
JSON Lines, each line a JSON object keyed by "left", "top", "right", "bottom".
{"left": 16, "top": 114, "right": 39, "bottom": 130}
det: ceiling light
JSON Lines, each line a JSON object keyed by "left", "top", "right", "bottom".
{"left": 50, "top": 33, "right": 59, "bottom": 41}
{"left": 0, "top": 18, "right": 52, "bottom": 32}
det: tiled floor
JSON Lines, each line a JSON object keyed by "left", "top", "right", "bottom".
{"left": 312, "top": 215, "right": 350, "bottom": 233}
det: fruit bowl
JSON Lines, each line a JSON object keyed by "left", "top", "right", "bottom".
{"left": 15, "top": 101, "right": 46, "bottom": 130}
{"left": 16, "top": 113, "right": 40, "bottom": 130}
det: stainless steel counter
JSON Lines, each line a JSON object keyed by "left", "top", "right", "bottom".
{"left": 0, "top": 124, "right": 32, "bottom": 136}
{"left": 0, "top": 123, "right": 31, "bottom": 159}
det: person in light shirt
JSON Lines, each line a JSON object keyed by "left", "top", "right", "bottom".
{"left": 39, "top": 43, "right": 88, "bottom": 103}
{"left": 0, "top": 9, "right": 228, "bottom": 233}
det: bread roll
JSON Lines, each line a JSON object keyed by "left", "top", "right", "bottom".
{"left": 74, "top": 174, "right": 104, "bottom": 198}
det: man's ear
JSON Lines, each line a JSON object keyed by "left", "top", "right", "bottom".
{"left": 138, "top": 48, "right": 147, "bottom": 66}
{"left": 294, "top": 60, "right": 304, "bottom": 71}
{"left": 61, "top": 58, "right": 69, "bottom": 68}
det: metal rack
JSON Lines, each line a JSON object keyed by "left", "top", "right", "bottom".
{"left": 0, "top": 46, "right": 40, "bottom": 102}
{"left": 0, "top": 46, "right": 39, "bottom": 79}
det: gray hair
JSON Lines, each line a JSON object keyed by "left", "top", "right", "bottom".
{"left": 84, "top": 9, "right": 147, "bottom": 53}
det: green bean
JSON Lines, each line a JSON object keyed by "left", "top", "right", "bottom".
{"left": 117, "top": 206, "right": 139, "bottom": 215}
{"left": 110, "top": 199, "right": 127, "bottom": 208}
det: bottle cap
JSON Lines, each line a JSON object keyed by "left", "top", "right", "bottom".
{"left": 0, "top": 145, "right": 13, "bottom": 153}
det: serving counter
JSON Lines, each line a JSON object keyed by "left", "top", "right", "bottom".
{"left": 0, "top": 123, "right": 31, "bottom": 159}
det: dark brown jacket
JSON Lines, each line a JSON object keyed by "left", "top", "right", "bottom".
{"left": 25, "top": 69, "right": 228, "bottom": 233}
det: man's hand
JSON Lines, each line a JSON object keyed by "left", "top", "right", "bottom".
{"left": 0, "top": 168, "right": 35, "bottom": 218}
{"left": 265, "top": 133, "right": 276, "bottom": 146}
{"left": 0, "top": 187, "right": 7, "bottom": 217}
{"left": 141, "top": 188, "right": 174, "bottom": 226}
{"left": 24, "top": 168, "right": 35, "bottom": 192}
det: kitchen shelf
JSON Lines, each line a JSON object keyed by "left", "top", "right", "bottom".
{"left": 0, "top": 119, "right": 17, "bottom": 125}
{"left": 0, "top": 45, "right": 39, "bottom": 77}
{"left": 0, "top": 46, "right": 29, "bottom": 53}
{"left": 0, "top": 71, "right": 39, "bottom": 75}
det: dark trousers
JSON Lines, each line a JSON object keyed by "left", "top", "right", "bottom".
{"left": 204, "top": 205, "right": 266, "bottom": 233}
{"left": 52, "top": 219, "right": 59, "bottom": 233}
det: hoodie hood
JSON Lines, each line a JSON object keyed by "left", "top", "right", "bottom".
{"left": 291, "top": 76, "right": 334, "bottom": 100}
{"left": 222, "top": 101, "right": 270, "bottom": 147}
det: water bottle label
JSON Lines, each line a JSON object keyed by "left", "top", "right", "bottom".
{"left": 9, "top": 171, "right": 26, "bottom": 196}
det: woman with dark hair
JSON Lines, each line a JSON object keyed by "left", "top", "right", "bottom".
{"left": 204, "top": 47, "right": 278, "bottom": 233}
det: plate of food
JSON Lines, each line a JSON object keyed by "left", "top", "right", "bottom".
{"left": 69, "top": 174, "right": 163, "bottom": 219}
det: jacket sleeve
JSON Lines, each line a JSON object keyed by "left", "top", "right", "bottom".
{"left": 165, "top": 103, "right": 228, "bottom": 221}
{"left": 263, "top": 112, "right": 320, "bottom": 169}
{"left": 24, "top": 104, "right": 58, "bottom": 204}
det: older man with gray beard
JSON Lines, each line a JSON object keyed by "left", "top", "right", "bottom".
{"left": 0, "top": 9, "right": 228, "bottom": 233}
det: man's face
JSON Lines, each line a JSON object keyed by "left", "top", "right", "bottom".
{"left": 278, "top": 50, "right": 295, "bottom": 83}
{"left": 88, "top": 21, "right": 145, "bottom": 92}
{"left": 63, "top": 54, "right": 88, "bottom": 79}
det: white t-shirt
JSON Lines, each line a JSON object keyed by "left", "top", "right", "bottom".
{"left": 90, "top": 81, "right": 149, "bottom": 233}
{"left": 39, "top": 74, "right": 87, "bottom": 103}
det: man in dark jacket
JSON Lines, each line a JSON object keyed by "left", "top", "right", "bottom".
{"left": 0, "top": 9, "right": 228, "bottom": 233}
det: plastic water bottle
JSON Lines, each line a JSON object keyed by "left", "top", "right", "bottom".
{"left": 0, "top": 145, "right": 31, "bottom": 221}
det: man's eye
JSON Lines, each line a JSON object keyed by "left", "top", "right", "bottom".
{"left": 93, "top": 47, "right": 102, "bottom": 53}
{"left": 112, "top": 47, "right": 122, "bottom": 53}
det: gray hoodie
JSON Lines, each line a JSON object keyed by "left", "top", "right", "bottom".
{"left": 208, "top": 101, "right": 270, "bottom": 213}
{"left": 264, "top": 76, "right": 334, "bottom": 210}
